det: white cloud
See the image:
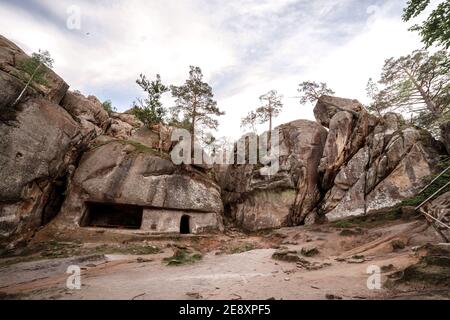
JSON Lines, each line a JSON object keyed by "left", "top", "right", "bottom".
{"left": 0, "top": 0, "right": 433, "bottom": 139}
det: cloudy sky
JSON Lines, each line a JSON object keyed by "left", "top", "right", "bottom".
{"left": 0, "top": 0, "right": 438, "bottom": 138}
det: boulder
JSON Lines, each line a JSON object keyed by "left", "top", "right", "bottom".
{"left": 313, "top": 95, "right": 364, "bottom": 128}
{"left": 0, "top": 98, "right": 87, "bottom": 246}
{"left": 111, "top": 111, "right": 143, "bottom": 128}
{"left": 105, "top": 112, "right": 142, "bottom": 139}
{"left": 219, "top": 120, "right": 327, "bottom": 230}
{"left": 61, "top": 91, "right": 109, "bottom": 135}
{"left": 42, "top": 140, "right": 224, "bottom": 238}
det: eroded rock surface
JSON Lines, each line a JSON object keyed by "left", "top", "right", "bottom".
{"left": 219, "top": 120, "right": 327, "bottom": 230}
{"left": 316, "top": 107, "right": 445, "bottom": 221}
{"left": 0, "top": 98, "right": 87, "bottom": 246}
{"left": 44, "top": 140, "right": 224, "bottom": 238}
{"left": 61, "top": 91, "right": 109, "bottom": 135}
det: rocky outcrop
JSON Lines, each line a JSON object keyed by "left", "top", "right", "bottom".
{"left": 313, "top": 95, "right": 364, "bottom": 128}
{"left": 316, "top": 96, "right": 379, "bottom": 190}
{"left": 316, "top": 103, "right": 445, "bottom": 221}
{"left": 44, "top": 140, "right": 223, "bottom": 237}
{"left": 0, "top": 35, "right": 68, "bottom": 113}
{"left": 61, "top": 91, "right": 109, "bottom": 135}
{"left": 1, "top": 34, "right": 447, "bottom": 246}
{"left": 105, "top": 112, "right": 142, "bottom": 139}
{"left": 0, "top": 98, "right": 90, "bottom": 247}
{"left": 221, "top": 96, "right": 445, "bottom": 230}
{"left": 219, "top": 120, "right": 328, "bottom": 230}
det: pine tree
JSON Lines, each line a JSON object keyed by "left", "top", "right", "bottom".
{"left": 371, "top": 50, "right": 450, "bottom": 132}
{"left": 170, "top": 66, "right": 224, "bottom": 150}
{"left": 132, "top": 74, "right": 169, "bottom": 127}
{"left": 297, "top": 81, "right": 335, "bottom": 105}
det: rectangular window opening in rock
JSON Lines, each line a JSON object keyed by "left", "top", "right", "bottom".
{"left": 80, "top": 202, "right": 143, "bottom": 229}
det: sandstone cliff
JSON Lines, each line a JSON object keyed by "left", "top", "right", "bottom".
{"left": 220, "top": 96, "right": 447, "bottom": 231}
{"left": 0, "top": 35, "right": 448, "bottom": 248}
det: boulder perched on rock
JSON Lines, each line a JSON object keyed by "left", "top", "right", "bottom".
{"left": 219, "top": 120, "right": 327, "bottom": 230}
{"left": 61, "top": 91, "right": 109, "bottom": 135}
{"left": 105, "top": 112, "right": 142, "bottom": 139}
{"left": 0, "top": 98, "right": 89, "bottom": 246}
{"left": 313, "top": 95, "right": 364, "bottom": 128}
{"left": 43, "top": 140, "right": 224, "bottom": 238}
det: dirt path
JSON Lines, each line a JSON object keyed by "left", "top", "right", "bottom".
{"left": 0, "top": 218, "right": 447, "bottom": 300}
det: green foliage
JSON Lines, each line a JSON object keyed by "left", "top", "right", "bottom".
{"left": 370, "top": 50, "right": 450, "bottom": 134}
{"left": 167, "top": 114, "right": 192, "bottom": 130}
{"left": 17, "top": 49, "right": 53, "bottom": 86}
{"left": 170, "top": 66, "right": 224, "bottom": 135}
{"left": 399, "top": 157, "right": 450, "bottom": 207}
{"left": 331, "top": 209, "right": 402, "bottom": 229}
{"left": 228, "top": 242, "right": 256, "bottom": 254}
{"left": 240, "top": 110, "right": 258, "bottom": 133}
{"left": 132, "top": 74, "right": 169, "bottom": 128}
{"left": 301, "top": 247, "right": 319, "bottom": 257}
{"left": 118, "top": 140, "right": 169, "bottom": 158}
{"left": 403, "top": 0, "right": 450, "bottom": 49}
{"left": 242, "top": 90, "right": 283, "bottom": 133}
{"left": 163, "top": 248, "right": 203, "bottom": 266}
{"left": 298, "top": 81, "right": 335, "bottom": 105}
{"left": 102, "top": 100, "right": 116, "bottom": 116}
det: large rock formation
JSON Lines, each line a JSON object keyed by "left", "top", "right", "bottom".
{"left": 0, "top": 36, "right": 82, "bottom": 247}
{"left": 219, "top": 120, "right": 327, "bottom": 230}
{"left": 219, "top": 96, "right": 446, "bottom": 230}
{"left": 315, "top": 100, "right": 445, "bottom": 221}
{"left": 1, "top": 34, "right": 447, "bottom": 246}
{"left": 0, "top": 98, "right": 89, "bottom": 246}
{"left": 44, "top": 140, "right": 223, "bottom": 237}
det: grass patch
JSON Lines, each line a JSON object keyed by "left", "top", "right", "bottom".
{"left": 331, "top": 209, "right": 401, "bottom": 229}
{"left": 228, "top": 242, "right": 257, "bottom": 254}
{"left": 387, "top": 244, "right": 450, "bottom": 287}
{"left": 301, "top": 247, "right": 319, "bottom": 257}
{"left": 272, "top": 250, "right": 301, "bottom": 263}
{"left": 0, "top": 241, "right": 160, "bottom": 268}
{"left": 91, "top": 139, "right": 170, "bottom": 159}
{"left": 163, "top": 248, "right": 203, "bottom": 266}
{"left": 399, "top": 157, "right": 450, "bottom": 208}
{"left": 117, "top": 140, "right": 169, "bottom": 158}
{"left": 391, "top": 240, "right": 406, "bottom": 251}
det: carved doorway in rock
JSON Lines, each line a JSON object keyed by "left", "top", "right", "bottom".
{"left": 180, "top": 215, "right": 191, "bottom": 234}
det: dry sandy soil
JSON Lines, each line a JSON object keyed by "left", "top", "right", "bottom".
{"left": 0, "top": 213, "right": 449, "bottom": 300}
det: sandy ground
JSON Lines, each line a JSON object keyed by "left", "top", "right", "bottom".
{"left": 0, "top": 217, "right": 448, "bottom": 300}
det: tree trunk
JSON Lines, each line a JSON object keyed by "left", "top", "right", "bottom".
{"left": 12, "top": 63, "right": 41, "bottom": 107}
{"left": 403, "top": 68, "right": 438, "bottom": 115}
{"left": 191, "top": 100, "right": 197, "bottom": 161}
